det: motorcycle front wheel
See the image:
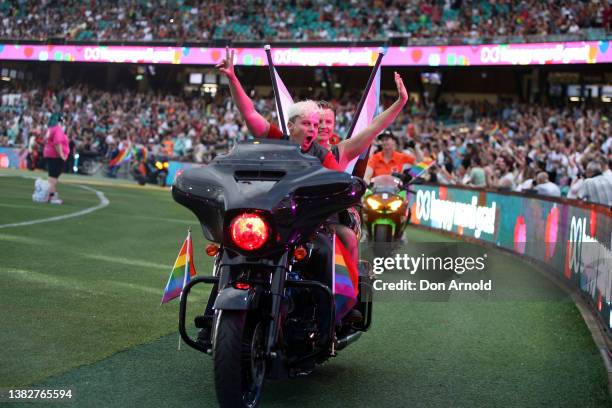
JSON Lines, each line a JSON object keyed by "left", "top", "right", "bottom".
{"left": 213, "top": 310, "right": 266, "bottom": 408}
{"left": 157, "top": 173, "right": 167, "bottom": 187}
{"left": 374, "top": 224, "right": 392, "bottom": 242}
{"left": 373, "top": 224, "right": 393, "bottom": 256}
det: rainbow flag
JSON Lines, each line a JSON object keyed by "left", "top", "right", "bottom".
{"left": 136, "top": 145, "right": 148, "bottom": 162}
{"left": 161, "top": 229, "right": 197, "bottom": 304}
{"left": 332, "top": 234, "right": 359, "bottom": 323}
{"left": 108, "top": 142, "right": 133, "bottom": 168}
{"left": 488, "top": 123, "right": 499, "bottom": 137}
{"left": 488, "top": 123, "right": 506, "bottom": 144}
{"left": 135, "top": 146, "right": 148, "bottom": 176}
{"left": 407, "top": 159, "right": 435, "bottom": 179}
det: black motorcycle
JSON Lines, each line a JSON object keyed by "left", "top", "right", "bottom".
{"left": 172, "top": 139, "right": 374, "bottom": 408}
{"left": 132, "top": 154, "right": 169, "bottom": 186}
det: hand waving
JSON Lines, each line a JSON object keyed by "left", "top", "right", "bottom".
{"left": 215, "top": 46, "right": 235, "bottom": 79}
{"left": 394, "top": 71, "right": 408, "bottom": 105}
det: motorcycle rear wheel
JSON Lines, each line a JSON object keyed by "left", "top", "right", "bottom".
{"left": 213, "top": 310, "right": 266, "bottom": 408}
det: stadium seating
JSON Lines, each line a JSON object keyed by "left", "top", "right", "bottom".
{"left": 0, "top": 0, "right": 609, "bottom": 43}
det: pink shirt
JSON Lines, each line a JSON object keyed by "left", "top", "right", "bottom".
{"left": 43, "top": 125, "right": 69, "bottom": 159}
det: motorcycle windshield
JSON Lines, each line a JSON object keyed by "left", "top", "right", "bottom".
{"left": 370, "top": 175, "right": 402, "bottom": 195}
{"left": 173, "top": 140, "right": 365, "bottom": 243}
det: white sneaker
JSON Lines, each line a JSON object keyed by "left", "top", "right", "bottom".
{"left": 48, "top": 195, "right": 63, "bottom": 205}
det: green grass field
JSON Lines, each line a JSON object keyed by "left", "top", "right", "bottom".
{"left": 1, "top": 169, "right": 610, "bottom": 407}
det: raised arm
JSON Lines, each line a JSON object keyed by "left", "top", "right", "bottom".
{"left": 338, "top": 72, "right": 408, "bottom": 165}
{"left": 217, "top": 47, "right": 270, "bottom": 137}
{"left": 363, "top": 165, "right": 374, "bottom": 184}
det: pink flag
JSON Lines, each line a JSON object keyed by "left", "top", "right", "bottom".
{"left": 344, "top": 67, "right": 381, "bottom": 174}
{"left": 272, "top": 67, "right": 295, "bottom": 133}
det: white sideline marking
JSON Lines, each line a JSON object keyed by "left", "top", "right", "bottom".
{"left": 82, "top": 253, "right": 169, "bottom": 270}
{"left": 601, "top": 349, "right": 612, "bottom": 373}
{"left": 0, "top": 233, "right": 51, "bottom": 245}
{"left": 0, "top": 184, "right": 109, "bottom": 229}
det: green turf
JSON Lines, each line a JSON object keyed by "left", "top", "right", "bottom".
{"left": 1, "top": 171, "right": 610, "bottom": 407}
{"left": 0, "top": 176, "right": 101, "bottom": 225}
{"left": 0, "top": 173, "right": 213, "bottom": 387}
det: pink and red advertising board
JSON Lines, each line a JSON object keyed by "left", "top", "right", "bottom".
{"left": 0, "top": 41, "right": 610, "bottom": 66}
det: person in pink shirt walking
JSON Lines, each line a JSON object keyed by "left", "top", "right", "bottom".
{"left": 43, "top": 113, "right": 69, "bottom": 204}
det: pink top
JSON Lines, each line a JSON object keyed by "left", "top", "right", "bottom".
{"left": 43, "top": 125, "right": 69, "bottom": 159}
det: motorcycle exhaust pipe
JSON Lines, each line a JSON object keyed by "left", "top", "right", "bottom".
{"left": 335, "top": 331, "right": 362, "bottom": 351}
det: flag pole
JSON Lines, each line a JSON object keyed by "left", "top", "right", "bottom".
{"left": 178, "top": 226, "right": 192, "bottom": 351}
{"left": 264, "top": 45, "right": 289, "bottom": 137}
{"left": 181, "top": 227, "right": 192, "bottom": 294}
{"left": 345, "top": 49, "right": 385, "bottom": 141}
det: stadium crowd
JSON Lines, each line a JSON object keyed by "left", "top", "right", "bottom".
{"left": 403, "top": 102, "right": 611, "bottom": 204}
{"left": 1, "top": 82, "right": 610, "bottom": 204}
{"left": 0, "top": 0, "right": 609, "bottom": 43}
{"left": 0, "top": 84, "right": 246, "bottom": 164}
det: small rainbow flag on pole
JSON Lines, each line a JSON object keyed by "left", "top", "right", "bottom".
{"left": 488, "top": 123, "right": 499, "bottom": 137}
{"left": 135, "top": 146, "right": 148, "bottom": 176}
{"left": 108, "top": 142, "right": 133, "bottom": 168}
{"left": 488, "top": 123, "right": 507, "bottom": 144}
{"left": 332, "top": 234, "right": 359, "bottom": 323}
{"left": 407, "top": 159, "right": 435, "bottom": 179}
{"left": 161, "top": 228, "right": 197, "bottom": 304}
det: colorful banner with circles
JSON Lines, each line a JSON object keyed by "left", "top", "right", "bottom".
{"left": 0, "top": 41, "right": 610, "bottom": 66}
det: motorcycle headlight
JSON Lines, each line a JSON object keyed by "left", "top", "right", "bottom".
{"left": 230, "top": 213, "right": 269, "bottom": 251}
{"left": 366, "top": 197, "right": 382, "bottom": 210}
{"left": 163, "top": 162, "right": 169, "bottom": 169}
{"left": 155, "top": 161, "right": 163, "bottom": 170}
{"left": 387, "top": 199, "right": 403, "bottom": 212}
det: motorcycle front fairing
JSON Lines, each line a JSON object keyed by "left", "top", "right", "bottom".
{"left": 369, "top": 175, "right": 403, "bottom": 195}
{"left": 174, "top": 140, "right": 364, "bottom": 372}
{"left": 172, "top": 139, "right": 365, "bottom": 252}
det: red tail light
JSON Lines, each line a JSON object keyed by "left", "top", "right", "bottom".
{"left": 230, "top": 213, "right": 269, "bottom": 250}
